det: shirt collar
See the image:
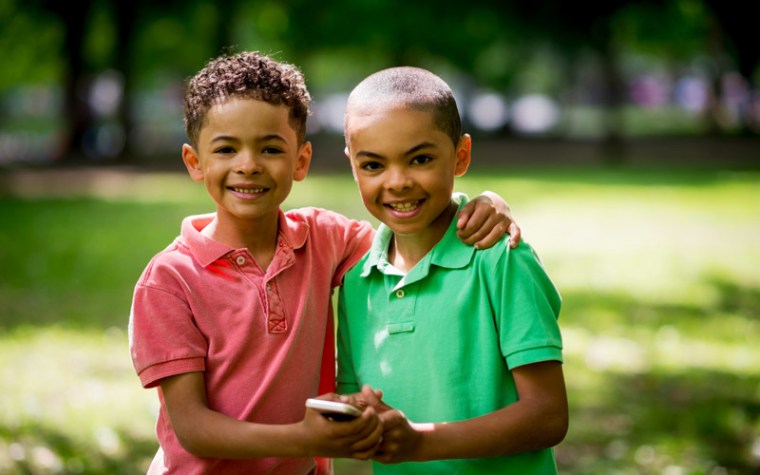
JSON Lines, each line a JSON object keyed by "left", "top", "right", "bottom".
{"left": 182, "top": 210, "right": 309, "bottom": 268}
{"left": 360, "top": 195, "right": 474, "bottom": 277}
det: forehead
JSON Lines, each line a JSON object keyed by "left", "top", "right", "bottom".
{"left": 346, "top": 102, "right": 446, "bottom": 147}
{"left": 202, "top": 97, "right": 297, "bottom": 140}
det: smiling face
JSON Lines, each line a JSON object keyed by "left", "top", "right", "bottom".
{"left": 345, "top": 102, "right": 471, "bottom": 244}
{"left": 182, "top": 97, "right": 311, "bottom": 231}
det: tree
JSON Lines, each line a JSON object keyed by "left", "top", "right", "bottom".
{"left": 702, "top": 0, "right": 760, "bottom": 133}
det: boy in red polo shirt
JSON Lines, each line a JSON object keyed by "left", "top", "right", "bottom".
{"left": 129, "top": 51, "right": 519, "bottom": 474}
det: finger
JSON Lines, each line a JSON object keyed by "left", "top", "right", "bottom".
{"left": 507, "top": 221, "right": 521, "bottom": 248}
{"left": 350, "top": 434, "right": 381, "bottom": 456}
{"left": 350, "top": 419, "right": 384, "bottom": 452}
{"left": 338, "top": 392, "right": 362, "bottom": 407}
{"left": 378, "top": 410, "right": 404, "bottom": 429}
{"left": 456, "top": 206, "right": 470, "bottom": 229}
{"left": 353, "top": 409, "right": 381, "bottom": 440}
{"left": 361, "top": 384, "right": 384, "bottom": 408}
{"left": 327, "top": 407, "right": 375, "bottom": 437}
{"left": 456, "top": 196, "right": 487, "bottom": 229}
{"left": 456, "top": 207, "right": 488, "bottom": 239}
{"left": 458, "top": 215, "right": 496, "bottom": 246}
{"left": 474, "top": 222, "right": 507, "bottom": 250}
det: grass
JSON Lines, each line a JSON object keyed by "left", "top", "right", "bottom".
{"left": 0, "top": 166, "right": 759, "bottom": 474}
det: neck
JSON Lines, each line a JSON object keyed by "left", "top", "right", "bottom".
{"left": 389, "top": 201, "right": 457, "bottom": 272}
{"left": 203, "top": 209, "right": 280, "bottom": 270}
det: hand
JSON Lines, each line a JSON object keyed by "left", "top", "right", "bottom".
{"left": 340, "top": 387, "right": 385, "bottom": 412}
{"left": 374, "top": 410, "right": 428, "bottom": 464}
{"left": 359, "top": 385, "right": 424, "bottom": 464}
{"left": 302, "top": 395, "right": 383, "bottom": 460}
{"left": 457, "top": 191, "right": 521, "bottom": 249}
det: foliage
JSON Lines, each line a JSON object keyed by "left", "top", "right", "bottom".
{"left": 0, "top": 167, "right": 758, "bottom": 474}
{"left": 0, "top": 0, "right": 63, "bottom": 89}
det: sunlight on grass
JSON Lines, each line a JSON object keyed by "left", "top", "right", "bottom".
{"left": 0, "top": 326, "right": 156, "bottom": 474}
{"left": 1, "top": 167, "right": 758, "bottom": 474}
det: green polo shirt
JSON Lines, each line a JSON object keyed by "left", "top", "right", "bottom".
{"left": 337, "top": 195, "right": 563, "bottom": 475}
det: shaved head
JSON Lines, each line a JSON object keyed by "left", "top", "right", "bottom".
{"left": 344, "top": 67, "right": 462, "bottom": 147}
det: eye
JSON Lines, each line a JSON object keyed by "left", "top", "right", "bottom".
{"left": 411, "top": 155, "right": 433, "bottom": 165}
{"left": 360, "top": 161, "right": 383, "bottom": 171}
{"left": 262, "top": 146, "right": 284, "bottom": 154}
{"left": 213, "top": 145, "right": 236, "bottom": 154}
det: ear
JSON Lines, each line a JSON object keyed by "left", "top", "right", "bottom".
{"left": 182, "top": 144, "right": 205, "bottom": 182}
{"left": 293, "top": 141, "right": 312, "bottom": 182}
{"left": 454, "top": 134, "right": 472, "bottom": 177}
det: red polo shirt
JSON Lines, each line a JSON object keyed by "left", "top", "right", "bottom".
{"left": 129, "top": 208, "right": 373, "bottom": 474}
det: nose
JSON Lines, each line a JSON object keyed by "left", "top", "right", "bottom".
{"left": 234, "top": 150, "right": 262, "bottom": 175}
{"left": 385, "top": 166, "right": 412, "bottom": 192}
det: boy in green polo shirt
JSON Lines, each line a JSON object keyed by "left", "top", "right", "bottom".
{"left": 336, "top": 66, "right": 568, "bottom": 474}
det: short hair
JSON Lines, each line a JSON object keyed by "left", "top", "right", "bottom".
{"left": 184, "top": 51, "right": 311, "bottom": 148}
{"left": 344, "top": 67, "right": 462, "bottom": 146}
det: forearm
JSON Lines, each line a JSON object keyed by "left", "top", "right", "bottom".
{"left": 172, "top": 405, "right": 310, "bottom": 459}
{"left": 413, "top": 398, "right": 568, "bottom": 461}
{"left": 413, "top": 362, "right": 568, "bottom": 462}
{"left": 162, "top": 373, "right": 383, "bottom": 460}
{"left": 161, "top": 372, "right": 314, "bottom": 459}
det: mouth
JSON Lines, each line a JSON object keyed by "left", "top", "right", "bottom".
{"left": 385, "top": 200, "right": 422, "bottom": 212}
{"left": 229, "top": 186, "right": 267, "bottom": 195}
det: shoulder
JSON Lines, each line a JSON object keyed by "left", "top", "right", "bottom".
{"left": 136, "top": 238, "right": 193, "bottom": 288}
{"left": 285, "top": 207, "right": 374, "bottom": 242}
{"left": 343, "top": 250, "right": 373, "bottom": 281}
{"left": 473, "top": 237, "right": 552, "bottom": 281}
{"left": 285, "top": 206, "right": 362, "bottom": 226}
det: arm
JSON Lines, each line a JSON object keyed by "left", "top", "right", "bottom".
{"left": 160, "top": 372, "right": 383, "bottom": 460}
{"left": 366, "top": 361, "right": 568, "bottom": 464}
{"left": 457, "top": 191, "right": 521, "bottom": 249}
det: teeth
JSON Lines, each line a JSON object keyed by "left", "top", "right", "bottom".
{"left": 388, "top": 201, "right": 419, "bottom": 211}
{"left": 231, "top": 187, "right": 265, "bottom": 194}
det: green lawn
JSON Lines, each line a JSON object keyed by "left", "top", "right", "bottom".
{"left": 0, "top": 167, "right": 758, "bottom": 474}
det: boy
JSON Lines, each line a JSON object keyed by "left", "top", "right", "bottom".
{"left": 337, "top": 66, "right": 568, "bottom": 474}
{"left": 129, "top": 52, "right": 518, "bottom": 474}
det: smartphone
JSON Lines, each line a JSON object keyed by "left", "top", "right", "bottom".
{"left": 305, "top": 398, "right": 362, "bottom": 421}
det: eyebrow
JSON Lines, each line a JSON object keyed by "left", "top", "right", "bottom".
{"left": 210, "top": 133, "right": 287, "bottom": 144}
{"left": 355, "top": 141, "right": 438, "bottom": 159}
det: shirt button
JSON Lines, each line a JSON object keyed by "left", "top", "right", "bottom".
{"left": 236, "top": 256, "right": 246, "bottom": 265}
{"left": 395, "top": 289, "right": 405, "bottom": 299}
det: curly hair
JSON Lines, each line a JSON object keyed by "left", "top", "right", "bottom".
{"left": 184, "top": 51, "right": 311, "bottom": 148}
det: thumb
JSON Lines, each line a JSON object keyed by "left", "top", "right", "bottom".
{"left": 362, "top": 384, "right": 386, "bottom": 409}
{"left": 456, "top": 208, "right": 470, "bottom": 229}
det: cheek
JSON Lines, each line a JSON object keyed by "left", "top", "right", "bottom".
{"left": 354, "top": 178, "right": 377, "bottom": 201}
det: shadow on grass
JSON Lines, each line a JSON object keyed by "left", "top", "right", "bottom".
{"left": 0, "top": 424, "right": 155, "bottom": 475}
{"left": 562, "top": 275, "right": 760, "bottom": 333}
{"left": 558, "top": 367, "right": 760, "bottom": 475}
{"left": 555, "top": 276, "right": 760, "bottom": 474}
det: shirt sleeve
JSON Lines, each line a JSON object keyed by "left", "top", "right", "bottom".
{"left": 313, "top": 210, "right": 375, "bottom": 288}
{"left": 129, "top": 261, "right": 208, "bottom": 388}
{"left": 491, "top": 241, "right": 563, "bottom": 369}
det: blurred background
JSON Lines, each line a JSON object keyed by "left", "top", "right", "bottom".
{"left": 1, "top": 0, "right": 759, "bottom": 474}
{"left": 0, "top": 0, "right": 759, "bottom": 167}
